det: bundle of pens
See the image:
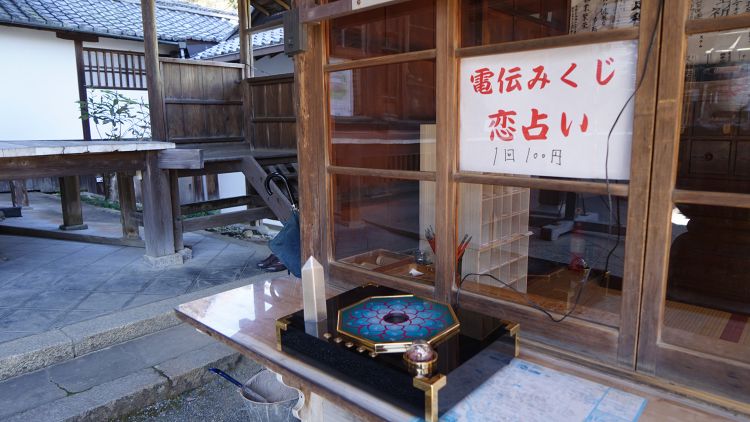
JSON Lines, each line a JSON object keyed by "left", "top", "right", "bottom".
{"left": 456, "top": 234, "right": 472, "bottom": 285}
{"left": 425, "top": 226, "right": 436, "bottom": 254}
{"left": 456, "top": 234, "right": 471, "bottom": 263}
{"left": 424, "top": 227, "right": 472, "bottom": 282}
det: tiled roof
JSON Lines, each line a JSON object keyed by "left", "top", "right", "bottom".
{"left": 192, "top": 27, "right": 283, "bottom": 60}
{"left": 0, "top": 0, "right": 237, "bottom": 42}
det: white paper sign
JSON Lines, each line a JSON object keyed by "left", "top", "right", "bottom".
{"left": 459, "top": 40, "right": 638, "bottom": 180}
{"left": 351, "top": 0, "right": 393, "bottom": 10}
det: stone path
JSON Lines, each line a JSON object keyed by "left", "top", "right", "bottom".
{"left": 0, "top": 232, "right": 273, "bottom": 345}
{"left": 126, "top": 356, "right": 264, "bottom": 422}
{"left": 2, "top": 324, "right": 244, "bottom": 421}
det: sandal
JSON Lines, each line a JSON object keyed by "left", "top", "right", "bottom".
{"left": 257, "top": 254, "right": 279, "bottom": 269}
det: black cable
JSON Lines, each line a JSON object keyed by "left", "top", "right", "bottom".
{"left": 457, "top": 270, "right": 591, "bottom": 323}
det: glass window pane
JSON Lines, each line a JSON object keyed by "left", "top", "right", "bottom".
{"left": 690, "top": 0, "right": 750, "bottom": 19}
{"left": 329, "top": 62, "right": 436, "bottom": 170}
{"left": 329, "top": 0, "right": 435, "bottom": 62}
{"left": 458, "top": 183, "right": 626, "bottom": 328}
{"left": 680, "top": 30, "right": 750, "bottom": 194}
{"left": 664, "top": 204, "right": 750, "bottom": 363}
{"left": 461, "top": 0, "right": 640, "bottom": 48}
{"left": 333, "top": 175, "right": 436, "bottom": 286}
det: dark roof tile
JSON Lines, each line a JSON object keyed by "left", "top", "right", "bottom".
{"left": 192, "top": 27, "right": 283, "bottom": 60}
{"left": 0, "top": 0, "right": 237, "bottom": 42}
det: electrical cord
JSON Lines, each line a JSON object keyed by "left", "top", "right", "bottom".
{"left": 457, "top": 269, "right": 591, "bottom": 323}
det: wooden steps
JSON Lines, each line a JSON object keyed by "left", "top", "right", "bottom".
{"left": 169, "top": 141, "right": 298, "bottom": 232}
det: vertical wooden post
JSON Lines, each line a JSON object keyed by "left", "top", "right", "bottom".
{"left": 638, "top": 0, "right": 690, "bottom": 374}
{"left": 60, "top": 39, "right": 89, "bottom": 236}
{"left": 59, "top": 176, "right": 88, "bottom": 230}
{"left": 141, "top": 0, "right": 167, "bottom": 142}
{"left": 616, "top": 0, "right": 664, "bottom": 369}
{"left": 434, "top": 0, "right": 460, "bottom": 304}
{"left": 295, "top": 0, "right": 328, "bottom": 267}
{"left": 170, "top": 171, "right": 184, "bottom": 252}
{"left": 140, "top": 0, "right": 179, "bottom": 264}
{"left": 141, "top": 152, "right": 180, "bottom": 263}
{"left": 117, "top": 173, "right": 140, "bottom": 239}
{"left": 74, "top": 39, "right": 92, "bottom": 141}
{"left": 9, "top": 180, "right": 29, "bottom": 208}
{"left": 239, "top": 0, "right": 254, "bottom": 78}
{"left": 239, "top": 0, "right": 256, "bottom": 151}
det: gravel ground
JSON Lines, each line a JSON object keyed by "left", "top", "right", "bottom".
{"left": 123, "top": 358, "right": 266, "bottom": 422}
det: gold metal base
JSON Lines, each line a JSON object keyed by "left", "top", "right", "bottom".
{"left": 403, "top": 353, "right": 438, "bottom": 378}
{"left": 413, "top": 374, "right": 447, "bottom": 422}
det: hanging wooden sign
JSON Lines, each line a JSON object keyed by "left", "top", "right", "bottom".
{"left": 459, "top": 40, "right": 638, "bottom": 180}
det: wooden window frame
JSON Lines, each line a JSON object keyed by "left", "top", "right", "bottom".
{"left": 302, "top": 0, "right": 662, "bottom": 369}
{"left": 449, "top": 0, "right": 662, "bottom": 369}
{"left": 319, "top": 2, "right": 442, "bottom": 295}
{"left": 292, "top": 0, "right": 750, "bottom": 410}
{"left": 637, "top": 0, "right": 750, "bottom": 408}
{"left": 83, "top": 47, "right": 148, "bottom": 91}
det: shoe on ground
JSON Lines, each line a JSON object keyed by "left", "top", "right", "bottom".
{"left": 257, "top": 254, "right": 279, "bottom": 269}
{"left": 263, "top": 261, "right": 287, "bottom": 272}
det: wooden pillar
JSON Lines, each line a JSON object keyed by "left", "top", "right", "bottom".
{"left": 239, "top": 0, "right": 256, "bottom": 149}
{"left": 74, "top": 39, "right": 92, "bottom": 141}
{"left": 239, "top": 0, "right": 254, "bottom": 77}
{"left": 295, "top": 0, "right": 328, "bottom": 266}
{"left": 141, "top": 151, "right": 179, "bottom": 262}
{"left": 140, "top": 0, "right": 179, "bottom": 264}
{"left": 59, "top": 176, "right": 88, "bottom": 230}
{"left": 116, "top": 173, "right": 140, "bottom": 239}
{"left": 10, "top": 180, "right": 29, "bottom": 208}
{"left": 434, "top": 0, "right": 460, "bottom": 304}
{"left": 140, "top": 0, "right": 167, "bottom": 142}
{"left": 170, "top": 171, "right": 184, "bottom": 251}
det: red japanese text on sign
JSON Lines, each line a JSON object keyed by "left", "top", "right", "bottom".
{"left": 460, "top": 40, "right": 637, "bottom": 180}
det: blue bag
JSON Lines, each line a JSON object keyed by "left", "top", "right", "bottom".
{"left": 264, "top": 171, "right": 301, "bottom": 278}
{"left": 269, "top": 210, "right": 301, "bottom": 278}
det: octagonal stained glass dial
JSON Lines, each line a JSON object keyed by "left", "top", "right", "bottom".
{"left": 336, "top": 295, "right": 460, "bottom": 353}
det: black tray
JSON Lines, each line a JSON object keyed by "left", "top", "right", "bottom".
{"left": 276, "top": 284, "right": 518, "bottom": 418}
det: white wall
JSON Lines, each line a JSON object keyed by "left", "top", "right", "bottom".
{"left": 83, "top": 37, "right": 176, "bottom": 55}
{"left": 218, "top": 173, "right": 247, "bottom": 213}
{"left": 254, "top": 53, "right": 293, "bottom": 76}
{"left": 86, "top": 89, "right": 151, "bottom": 140}
{"left": 0, "top": 26, "right": 82, "bottom": 140}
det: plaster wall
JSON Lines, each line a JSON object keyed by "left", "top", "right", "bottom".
{"left": 0, "top": 26, "right": 82, "bottom": 140}
{"left": 254, "top": 53, "right": 293, "bottom": 77}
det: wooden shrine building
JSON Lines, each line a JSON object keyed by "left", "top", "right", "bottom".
{"left": 285, "top": 0, "right": 750, "bottom": 415}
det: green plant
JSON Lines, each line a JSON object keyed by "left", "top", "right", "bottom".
{"left": 77, "top": 90, "right": 150, "bottom": 140}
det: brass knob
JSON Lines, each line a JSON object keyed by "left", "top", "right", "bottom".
{"left": 323, "top": 333, "right": 332, "bottom": 339}
{"left": 356, "top": 346, "right": 365, "bottom": 353}
{"left": 333, "top": 337, "right": 343, "bottom": 343}
{"left": 345, "top": 341, "right": 354, "bottom": 348}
